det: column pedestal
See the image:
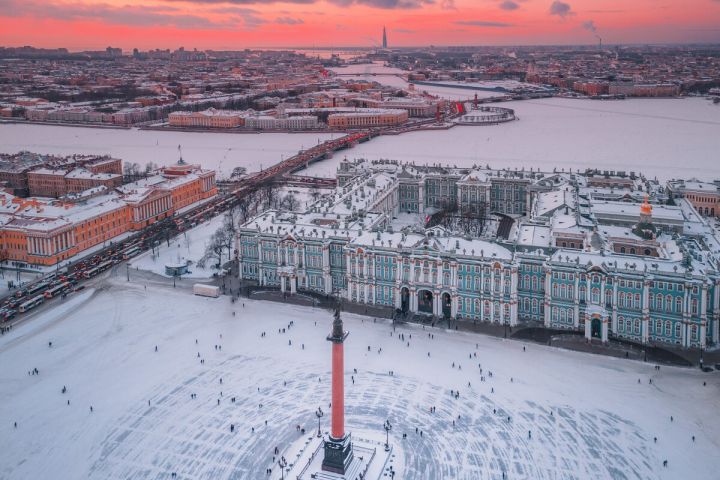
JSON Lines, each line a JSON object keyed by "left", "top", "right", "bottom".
{"left": 322, "top": 433, "right": 354, "bottom": 474}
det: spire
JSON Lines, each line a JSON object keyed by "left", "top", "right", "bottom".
{"left": 382, "top": 26, "right": 387, "bottom": 49}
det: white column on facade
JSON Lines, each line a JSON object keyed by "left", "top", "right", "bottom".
{"left": 612, "top": 280, "right": 618, "bottom": 333}
{"left": 322, "top": 246, "right": 332, "bottom": 294}
{"left": 683, "top": 284, "right": 690, "bottom": 348}
{"left": 574, "top": 273, "right": 581, "bottom": 328}
{"left": 480, "top": 267, "right": 485, "bottom": 299}
{"left": 713, "top": 281, "right": 720, "bottom": 344}
{"left": 490, "top": 269, "right": 496, "bottom": 300}
{"left": 602, "top": 318, "right": 609, "bottom": 343}
{"left": 510, "top": 267, "right": 518, "bottom": 326}
{"left": 642, "top": 279, "right": 650, "bottom": 344}
{"left": 544, "top": 269, "right": 552, "bottom": 327}
{"left": 584, "top": 313, "right": 591, "bottom": 339}
{"left": 700, "top": 283, "right": 708, "bottom": 348}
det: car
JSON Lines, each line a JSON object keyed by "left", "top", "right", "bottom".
{"left": 74, "top": 285, "right": 85, "bottom": 292}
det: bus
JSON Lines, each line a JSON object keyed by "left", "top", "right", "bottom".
{"left": 19, "top": 295, "right": 45, "bottom": 313}
{"left": 27, "top": 281, "right": 49, "bottom": 296}
{"left": 83, "top": 260, "right": 114, "bottom": 279}
{"left": 122, "top": 246, "right": 141, "bottom": 260}
{"left": 44, "top": 282, "right": 70, "bottom": 299}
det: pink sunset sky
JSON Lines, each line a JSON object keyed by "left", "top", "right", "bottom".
{"left": 0, "top": 0, "right": 719, "bottom": 50}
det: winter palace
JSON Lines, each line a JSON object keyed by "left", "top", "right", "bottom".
{"left": 237, "top": 159, "right": 720, "bottom": 350}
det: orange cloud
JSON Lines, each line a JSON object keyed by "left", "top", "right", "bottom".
{"left": 0, "top": 0, "right": 718, "bottom": 49}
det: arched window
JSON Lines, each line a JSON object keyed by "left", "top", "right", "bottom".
{"left": 567, "top": 308, "right": 574, "bottom": 323}
{"left": 606, "top": 289, "right": 613, "bottom": 307}
{"left": 626, "top": 318, "right": 632, "bottom": 333}
{"left": 634, "top": 319, "right": 641, "bottom": 335}
{"left": 644, "top": 248, "right": 651, "bottom": 256}
{"left": 532, "top": 298, "right": 538, "bottom": 314}
{"left": 656, "top": 293, "right": 664, "bottom": 311}
{"left": 568, "top": 285, "right": 574, "bottom": 299}
{"left": 560, "top": 309, "right": 567, "bottom": 322}
{"left": 532, "top": 277, "right": 538, "bottom": 291}
{"left": 580, "top": 285, "right": 587, "bottom": 301}
{"left": 634, "top": 293, "right": 641, "bottom": 309}
{"left": 692, "top": 299, "right": 698, "bottom": 315}
{"left": 665, "top": 321, "right": 672, "bottom": 337}
{"left": 552, "top": 307, "right": 559, "bottom": 321}
{"left": 524, "top": 275, "right": 530, "bottom": 289}
{"left": 523, "top": 298, "right": 530, "bottom": 312}
{"left": 619, "top": 292, "right": 625, "bottom": 308}
{"left": 674, "top": 322, "right": 681, "bottom": 339}
{"left": 561, "top": 284, "right": 567, "bottom": 299}
{"left": 665, "top": 294, "right": 673, "bottom": 313}
{"left": 620, "top": 246, "right": 626, "bottom": 254}
{"left": 675, "top": 297, "right": 683, "bottom": 313}
{"left": 553, "top": 284, "right": 559, "bottom": 298}
{"left": 630, "top": 248, "right": 636, "bottom": 255}
{"left": 591, "top": 288, "right": 600, "bottom": 304}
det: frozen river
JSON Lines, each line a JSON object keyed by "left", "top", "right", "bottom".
{"left": 301, "top": 96, "right": 720, "bottom": 182}
{"left": 0, "top": 124, "right": 334, "bottom": 179}
{"left": 1, "top": 97, "right": 718, "bottom": 183}
{"left": 0, "top": 273, "right": 718, "bottom": 479}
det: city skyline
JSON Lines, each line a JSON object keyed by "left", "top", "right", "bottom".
{"left": 1, "top": 0, "right": 719, "bottom": 50}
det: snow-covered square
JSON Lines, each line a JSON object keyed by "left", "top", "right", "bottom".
{"left": 0, "top": 272, "right": 718, "bottom": 479}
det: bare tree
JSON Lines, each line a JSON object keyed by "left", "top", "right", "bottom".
{"left": 280, "top": 193, "right": 299, "bottom": 212}
{"left": 144, "top": 162, "right": 159, "bottom": 175}
{"left": 230, "top": 166, "right": 247, "bottom": 180}
{"left": 198, "top": 230, "right": 227, "bottom": 269}
{"left": 259, "top": 183, "right": 278, "bottom": 210}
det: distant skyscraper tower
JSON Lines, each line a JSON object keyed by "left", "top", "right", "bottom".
{"left": 382, "top": 26, "right": 387, "bottom": 49}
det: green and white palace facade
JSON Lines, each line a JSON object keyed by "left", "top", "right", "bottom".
{"left": 237, "top": 160, "right": 720, "bottom": 350}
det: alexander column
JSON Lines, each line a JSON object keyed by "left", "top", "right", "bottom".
{"left": 321, "top": 305, "right": 354, "bottom": 474}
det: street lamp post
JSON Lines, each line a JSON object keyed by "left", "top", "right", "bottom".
{"left": 383, "top": 419, "right": 392, "bottom": 452}
{"left": 278, "top": 457, "right": 287, "bottom": 480}
{"left": 126, "top": 263, "right": 130, "bottom": 282}
{"left": 316, "top": 407, "right": 324, "bottom": 437}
